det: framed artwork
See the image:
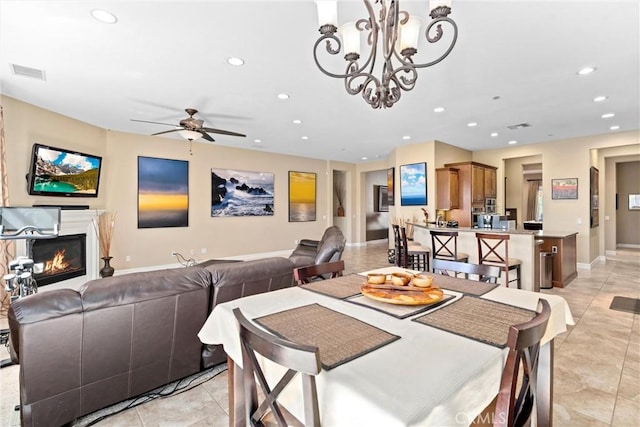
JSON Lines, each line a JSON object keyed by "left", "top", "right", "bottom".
{"left": 211, "top": 168, "right": 274, "bottom": 217}
{"left": 387, "top": 167, "right": 395, "bottom": 206}
{"left": 400, "top": 162, "right": 427, "bottom": 206}
{"left": 590, "top": 166, "right": 599, "bottom": 228}
{"left": 551, "top": 178, "right": 578, "bottom": 200}
{"left": 289, "top": 171, "right": 316, "bottom": 222}
{"left": 376, "top": 185, "right": 389, "bottom": 212}
{"left": 629, "top": 194, "right": 640, "bottom": 210}
{"left": 138, "top": 156, "right": 189, "bottom": 228}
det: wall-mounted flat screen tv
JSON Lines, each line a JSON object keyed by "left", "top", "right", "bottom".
{"left": 27, "top": 143, "right": 102, "bottom": 197}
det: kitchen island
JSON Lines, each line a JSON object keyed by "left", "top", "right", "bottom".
{"left": 411, "top": 224, "right": 578, "bottom": 291}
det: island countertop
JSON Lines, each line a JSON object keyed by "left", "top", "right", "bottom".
{"left": 411, "top": 223, "right": 578, "bottom": 238}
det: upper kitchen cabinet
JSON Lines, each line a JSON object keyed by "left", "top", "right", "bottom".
{"left": 471, "top": 164, "right": 485, "bottom": 203}
{"left": 436, "top": 167, "right": 460, "bottom": 210}
{"left": 484, "top": 167, "right": 497, "bottom": 199}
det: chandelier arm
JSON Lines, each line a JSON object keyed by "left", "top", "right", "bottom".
{"left": 360, "top": 1, "right": 380, "bottom": 78}
{"left": 389, "top": 65, "right": 418, "bottom": 91}
{"left": 412, "top": 17, "right": 458, "bottom": 69}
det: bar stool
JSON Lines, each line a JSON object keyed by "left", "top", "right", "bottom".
{"left": 430, "top": 230, "right": 469, "bottom": 271}
{"left": 392, "top": 224, "right": 404, "bottom": 267}
{"left": 401, "top": 227, "right": 430, "bottom": 271}
{"left": 476, "top": 232, "right": 522, "bottom": 289}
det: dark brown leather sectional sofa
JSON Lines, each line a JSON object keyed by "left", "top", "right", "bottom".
{"left": 8, "top": 257, "right": 296, "bottom": 427}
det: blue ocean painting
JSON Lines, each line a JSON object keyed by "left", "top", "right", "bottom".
{"left": 211, "top": 169, "right": 274, "bottom": 217}
{"left": 400, "top": 163, "right": 427, "bottom": 206}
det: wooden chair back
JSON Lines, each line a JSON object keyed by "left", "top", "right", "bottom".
{"left": 494, "top": 299, "right": 551, "bottom": 427}
{"left": 432, "top": 259, "right": 501, "bottom": 283}
{"left": 476, "top": 232, "right": 511, "bottom": 265}
{"left": 430, "top": 230, "right": 461, "bottom": 260}
{"left": 392, "top": 224, "right": 407, "bottom": 268}
{"left": 233, "top": 308, "right": 322, "bottom": 427}
{"left": 293, "top": 260, "right": 345, "bottom": 285}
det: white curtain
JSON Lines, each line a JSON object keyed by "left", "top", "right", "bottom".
{"left": 0, "top": 106, "right": 15, "bottom": 317}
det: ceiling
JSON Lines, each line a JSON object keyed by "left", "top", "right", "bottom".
{"left": 1, "top": 1, "right": 638, "bottom": 163}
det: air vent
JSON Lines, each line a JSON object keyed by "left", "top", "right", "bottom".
{"left": 10, "top": 64, "right": 46, "bottom": 81}
{"left": 506, "top": 122, "right": 531, "bottom": 130}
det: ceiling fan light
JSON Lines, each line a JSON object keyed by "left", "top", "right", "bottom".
{"left": 179, "top": 130, "right": 202, "bottom": 141}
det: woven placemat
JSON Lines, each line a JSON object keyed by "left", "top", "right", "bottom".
{"left": 430, "top": 273, "right": 499, "bottom": 296}
{"left": 300, "top": 274, "right": 364, "bottom": 299}
{"left": 255, "top": 303, "right": 400, "bottom": 370}
{"left": 413, "top": 296, "right": 536, "bottom": 348}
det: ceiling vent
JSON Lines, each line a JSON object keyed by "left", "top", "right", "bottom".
{"left": 10, "top": 64, "right": 46, "bottom": 81}
{"left": 506, "top": 122, "right": 531, "bottom": 130}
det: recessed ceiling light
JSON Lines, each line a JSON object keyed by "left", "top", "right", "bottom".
{"left": 490, "top": 132, "right": 498, "bottom": 137}
{"left": 362, "top": 157, "right": 368, "bottom": 160}
{"left": 402, "top": 135, "right": 411, "bottom": 140}
{"left": 508, "top": 140, "right": 517, "bottom": 145}
{"left": 601, "top": 113, "right": 615, "bottom": 119}
{"left": 433, "top": 107, "right": 445, "bottom": 113}
{"left": 293, "top": 119, "right": 302, "bottom": 124}
{"left": 577, "top": 66, "right": 596, "bottom": 75}
{"left": 227, "top": 57, "right": 244, "bottom": 66}
{"left": 91, "top": 9, "right": 117, "bottom": 24}
{"left": 277, "top": 93, "right": 289, "bottom": 100}
{"left": 610, "top": 125, "right": 620, "bottom": 130}
{"left": 467, "top": 122, "right": 477, "bottom": 127}
{"left": 593, "top": 95, "right": 607, "bottom": 102}
{"left": 254, "top": 139, "right": 262, "bottom": 143}
{"left": 301, "top": 136, "right": 309, "bottom": 140}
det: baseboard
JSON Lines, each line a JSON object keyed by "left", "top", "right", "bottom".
{"left": 618, "top": 243, "right": 640, "bottom": 249}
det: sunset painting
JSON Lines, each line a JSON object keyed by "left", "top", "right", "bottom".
{"left": 288, "top": 171, "right": 316, "bottom": 222}
{"left": 138, "top": 157, "right": 189, "bottom": 228}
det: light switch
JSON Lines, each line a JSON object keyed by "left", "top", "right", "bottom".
{"left": 576, "top": 218, "right": 582, "bottom": 224}
{"left": 605, "top": 215, "right": 610, "bottom": 221}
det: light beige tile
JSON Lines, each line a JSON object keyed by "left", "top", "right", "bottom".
{"left": 88, "top": 407, "right": 143, "bottom": 426}
{"left": 553, "top": 403, "right": 611, "bottom": 426}
{"left": 612, "top": 396, "right": 640, "bottom": 426}
{"left": 554, "top": 386, "right": 616, "bottom": 424}
{"left": 618, "top": 372, "right": 640, "bottom": 402}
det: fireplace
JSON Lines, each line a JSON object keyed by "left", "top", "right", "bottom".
{"left": 29, "top": 233, "right": 87, "bottom": 287}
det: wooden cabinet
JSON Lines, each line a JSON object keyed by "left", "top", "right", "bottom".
{"left": 471, "top": 165, "right": 485, "bottom": 203}
{"left": 538, "top": 233, "right": 578, "bottom": 288}
{"left": 484, "top": 168, "right": 497, "bottom": 198}
{"left": 436, "top": 168, "right": 459, "bottom": 210}
{"left": 441, "top": 161, "right": 498, "bottom": 227}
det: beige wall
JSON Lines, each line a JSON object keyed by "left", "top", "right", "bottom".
{"left": 4, "top": 95, "right": 639, "bottom": 270}
{"left": 473, "top": 132, "right": 640, "bottom": 265}
{"left": 614, "top": 161, "right": 640, "bottom": 246}
{"left": 3, "top": 96, "right": 336, "bottom": 271}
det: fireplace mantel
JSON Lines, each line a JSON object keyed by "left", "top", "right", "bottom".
{"left": 16, "top": 210, "right": 101, "bottom": 291}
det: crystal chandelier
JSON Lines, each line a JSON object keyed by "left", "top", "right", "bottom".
{"left": 313, "top": 0, "right": 458, "bottom": 109}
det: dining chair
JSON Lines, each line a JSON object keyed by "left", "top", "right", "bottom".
{"left": 233, "top": 308, "right": 322, "bottom": 427}
{"left": 494, "top": 298, "right": 551, "bottom": 427}
{"left": 401, "top": 226, "right": 430, "bottom": 271}
{"left": 430, "top": 230, "right": 469, "bottom": 268}
{"left": 476, "top": 232, "right": 522, "bottom": 289}
{"left": 293, "top": 260, "right": 345, "bottom": 285}
{"left": 432, "top": 258, "right": 501, "bottom": 283}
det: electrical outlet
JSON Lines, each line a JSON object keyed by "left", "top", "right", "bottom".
{"left": 190, "top": 249, "right": 195, "bottom": 255}
{"left": 200, "top": 248, "right": 207, "bottom": 254}
{"left": 576, "top": 218, "right": 582, "bottom": 225}
{"left": 295, "top": 239, "right": 299, "bottom": 244}
{"left": 552, "top": 246, "right": 558, "bottom": 253}
{"left": 125, "top": 255, "right": 131, "bottom": 262}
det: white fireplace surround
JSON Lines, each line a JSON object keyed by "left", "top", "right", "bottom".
{"left": 16, "top": 210, "right": 100, "bottom": 292}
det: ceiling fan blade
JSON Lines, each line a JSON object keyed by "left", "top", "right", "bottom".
{"left": 201, "top": 127, "right": 246, "bottom": 137}
{"left": 131, "top": 119, "right": 177, "bottom": 127}
{"left": 199, "top": 130, "right": 215, "bottom": 142}
{"left": 151, "top": 128, "right": 183, "bottom": 136}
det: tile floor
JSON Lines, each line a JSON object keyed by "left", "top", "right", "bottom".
{"left": 0, "top": 241, "right": 638, "bottom": 426}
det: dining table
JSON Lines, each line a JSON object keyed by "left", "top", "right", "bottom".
{"left": 198, "top": 266, "right": 574, "bottom": 427}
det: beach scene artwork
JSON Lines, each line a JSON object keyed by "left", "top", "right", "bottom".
{"left": 289, "top": 171, "right": 316, "bottom": 222}
{"left": 138, "top": 157, "right": 189, "bottom": 228}
{"left": 400, "top": 162, "right": 427, "bottom": 206}
{"left": 211, "top": 169, "right": 274, "bottom": 217}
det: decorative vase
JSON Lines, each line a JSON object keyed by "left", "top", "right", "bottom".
{"left": 337, "top": 205, "right": 345, "bottom": 217}
{"left": 100, "top": 256, "right": 115, "bottom": 278}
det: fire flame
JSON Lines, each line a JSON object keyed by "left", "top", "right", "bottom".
{"left": 44, "top": 249, "right": 70, "bottom": 274}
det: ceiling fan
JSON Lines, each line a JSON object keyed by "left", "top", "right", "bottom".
{"left": 131, "top": 108, "right": 246, "bottom": 142}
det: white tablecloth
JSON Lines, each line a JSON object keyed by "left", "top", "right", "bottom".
{"left": 198, "top": 267, "right": 574, "bottom": 426}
